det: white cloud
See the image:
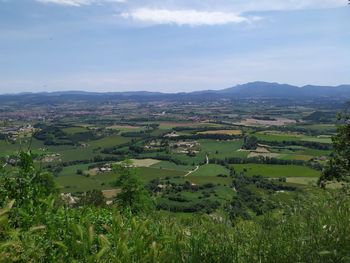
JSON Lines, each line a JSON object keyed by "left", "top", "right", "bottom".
{"left": 35, "top": 0, "right": 91, "bottom": 6}
{"left": 120, "top": 8, "right": 252, "bottom": 26}
{"left": 35, "top": 0, "right": 125, "bottom": 6}
{"left": 33, "top": 0, "right": 346, "bottom": 12}
{"left": 228, "top": 0, "right": 346, "bottom": 13}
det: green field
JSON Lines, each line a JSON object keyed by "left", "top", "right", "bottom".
{"left": 53, "top": 135, "right": 132, "bottom": 162}
{"left": 0, "top": 134, "right": 131, "bottom": 162}
{"left": 62, "top": 126, "right": 88, "bottom": 134}
{"left": 231, "top": 164, "right": 320, "bottom": 178}
{"left": 186, "top": 175, "right": 232, "bottom": 185}
{"left": 150, "top": 161, "right": 194, "bottom": 171}
{"left": 280, "top": 154, "right": 314, "bottom": 161}
{"left": 256, "top": 131, "right": 332, "bottom": 144}
{"left": 88, "top": 134, "right": 132, "bottom": 148}
{"left": 191, "top": 164, "right": 230, "bottom": 177}
{"left": 58, "top": 163, "right": 93, "bottom": 177}
{"left": 136, "top": 167, "right": 186, "bottom": 181}
{"left": 55, "top": 166, "right": 186, "bottom": 192}
{"left": 286, "top": 177, "right": 318, "bottom": 185}
{"left": 296, "top": 124, "right": 336, "bottom": 133}
{"left": 0, "top": 138, "right": 48, "bottom": 157}
{"left": 0, "top": 140, "right": 22, "bottom": 157}
{"left": 200, "top": 139, "right": 248, "bottom": 158}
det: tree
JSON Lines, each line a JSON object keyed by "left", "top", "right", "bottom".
{"left": 242, "top": 135, "right": 258, "bottom": 150}
{"left": 113, "top": 160, "right": 153, "bottom": 213}
{"left": 78, "top": 190, "right": 105, "bottom": 207}
{"left": 319, "top": 103, "right": 350, "bottom": 186}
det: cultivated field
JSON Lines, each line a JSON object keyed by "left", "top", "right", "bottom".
{"left": 231, "top": 164, "right": 320, "bottom": 178}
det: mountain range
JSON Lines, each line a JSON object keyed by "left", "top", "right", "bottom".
{"left": 1, "top": 82, "right": 349, "bottom": 104}
{"left": 195, "top": 82, "right": 350, "bottom": 98}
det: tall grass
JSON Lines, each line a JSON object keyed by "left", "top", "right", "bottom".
{"left": 1, "top": 188, "right": 349, "bottom": 262}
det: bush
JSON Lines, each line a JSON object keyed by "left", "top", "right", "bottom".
{"left": 0, "top": 189, "right": 349, "bottom": 262}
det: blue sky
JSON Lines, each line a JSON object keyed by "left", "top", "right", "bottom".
{"left": 0, "top": 0, "right": 349, "bottom": 93}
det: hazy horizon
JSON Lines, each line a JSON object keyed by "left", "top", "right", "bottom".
{"left": 1, "top": 0, "right": 349, "bottom": 93}
{"left": 1, "top": 81, "right": 350, "bottom": 96}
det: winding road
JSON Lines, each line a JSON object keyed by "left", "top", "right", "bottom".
{"left": 184, "top": 154, "right": 209, "bottom": 177}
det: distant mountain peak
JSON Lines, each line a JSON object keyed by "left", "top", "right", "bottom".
{"left": 0, "top": 82, "right": 349, "bottom": 102}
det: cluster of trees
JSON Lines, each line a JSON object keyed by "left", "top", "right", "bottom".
{"left": 212, "top": 156, "right": 323, "bottom": 172}
{"left": 52, "top": 155, "right": 123, "bottom": 168}
{"left": 251, "top": 116, "right": 276, "bottom": 121}
{"left": 156, "top": 199, "right": 220, "bottom": 213}
{"left": 121, "top": 130, "right": 152, "bottom": 138}
{"left": 303, "top": 111, "right": 336, "bottom": 123}
{"left": 232, "top": 174, "right": 296, "bottom": 192}
{"left": 34, "top": 125, "right": 73, "bottom": 145}
{"left": 146, "top": 179, "right": 221, "bottom": 213}
{"left": 101, "top": 139, "right": 142, "bottom": 155}
{"left": 319, "top": 105, "right": 350, "bottom": 185}
{"left": 69, "top": 131, "right": 104, "bottom": 142}
{"left": 170, "top": 133, "right": 243, "bottom": 141}
{"left": 112, "top": 160, "right": 154, "bottom": 213}
{"left": 147, "top": 179, "right": 215, "bottom": 195}
{"left": 242, "top": 135, "right": 258, "bottom": 150}
{"left": 172, "top": 126, "right": 238, "bottom": 132}
{"left": 269, "top": 125, "right": 336, "bottom": 136}
{"left": 34, "top": 125, "right": 105, "bottom": 146}
{"left": 211, "top": 156, "right": 305, "bottom": 166}
{"left": 226, "top": 174, "right": 296, "bottom": 220}
{"left": 76, "top": 190, "right": 106, "bottom": 207}
{"left": 226, "top": 187, "right": 276, "bottom": 220}
{"left": 0, "top": 133, "right": 7, "bottom": 140}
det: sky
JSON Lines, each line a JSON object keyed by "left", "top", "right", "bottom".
{"left": 0, "top": 0, "right": 349, "bottom": 93}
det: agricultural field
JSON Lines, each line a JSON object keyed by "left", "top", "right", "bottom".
{"left": 55, "top": 166, "right": 186, "bottom": 193}
{"left": 255, "top": 131, "right": 332, "bottom": 144}
{"left": 191, "top": 164, "right": 230, "bottom": 177}
{"left": 150, "top": 161, "right": 194, "bottom": 171}
{"left": 286, "top": 177, "right": 318, "bottom": 185}
{"left": 88, "top": 134, "right": 132, "bottom": 148}
{"left": 0, "top": 96, "right": 342, "bottom": 215}
{"left": 237, "top": 118, "right": 296, "bottom": 127}
{"left": 231, "top": 164, "right": 320, "bottom": 178}
{"left": 200, "top": 139, "right": 248, "bottom": 159}
{"left": 62, "top": 126, "right": 89, "bottom": 134}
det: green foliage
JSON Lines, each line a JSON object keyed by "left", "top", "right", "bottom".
{"left": 0, "top": 151, "right": 57, "bottom": 228}
{"left": 113, "top": 160, "right": 154, "bottom": 213}
{"left": 0, "top": 200, "right": 14, "bottom": 240}
{"left": 303, "top": 110, "right": 336, "bottom": 123}
{"left": 226, "top": 174, "right": 296, "bottom": 220}
{"left": 319, "top": 104, "right": 350, "bottom": 185}
{"left": 242, "top": 135, "right": 258, "bottom": 150}
{"left": 33, "top": 124, "right": 105, "bottom": 146}
{"left": 78, "top": 190, "right": 106, "bottom": 207}
{"left": 191, "top": 164, "right": 230, "bottom": 177}
{"left": 230, "top": 164, "right": 320, "bottom": 178}
{"left": 0, "top": 188, "right": 349, "bottom": 262}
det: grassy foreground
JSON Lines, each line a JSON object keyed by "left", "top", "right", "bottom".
{"left": 1, "top": 188, "right": 349, "bottom": 262}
